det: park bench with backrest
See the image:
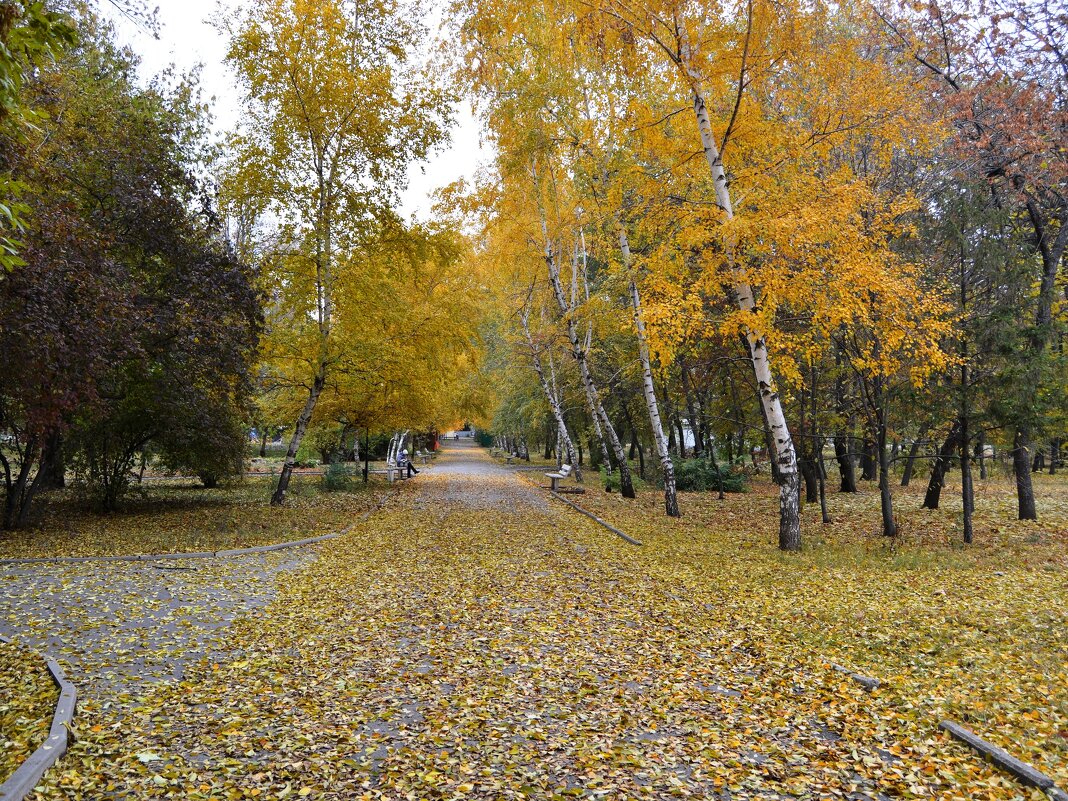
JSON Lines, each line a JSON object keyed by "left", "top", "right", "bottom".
{"left": 544, "top": 463, "right": 572, "bottom": 492}
{"left": 368, "top": 466, "right": 407, "bottom": 482}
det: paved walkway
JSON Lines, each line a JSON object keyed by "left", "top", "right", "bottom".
{"left": 11, "top": 442, "right": 910, "bottom": 799}
{"left": 25, "top": 442, "right": 909, "bottom": 798}
{"left": 0, "top": 532, "right": 315, "bottom": 703}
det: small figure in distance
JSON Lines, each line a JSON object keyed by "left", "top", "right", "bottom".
{"left": 399, "top": 448, "right": 419, "bottom": 478}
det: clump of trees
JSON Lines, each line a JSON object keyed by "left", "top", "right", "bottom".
{"left": 0, "top": 10, "right": 260, "bottom": 525}
{"left": 220, "top": 0, "right": 484, "bottom": 506}
{"left": 456, "top": 0, "right": 1066, "bottom": 550}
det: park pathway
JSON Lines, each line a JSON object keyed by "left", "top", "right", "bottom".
{"left": 0, "top": 530, "right": 316, "bottom": 703}
{"left": 15, "top": 441, "right": 933, "bottom": 799}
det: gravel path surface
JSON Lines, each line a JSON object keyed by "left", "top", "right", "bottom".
{"left": 8, "top": 444, "right": 926, "bottom": 799}
{"left": 0, "top": 536, "right": 315, "bottom": 704}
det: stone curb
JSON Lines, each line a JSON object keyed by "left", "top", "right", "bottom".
{"left": 548, "top": 491, "right": 643, "bottom": 546}
{"left": 825, "top": 661, "right": 1067, "bottom": 797}
{"left": 939, "top": 720, "right": 1068, "bottom": 798}
{"left": 0, "top": 488, "right": 398, "bottom": 566}
{"left": 830, "top": 662, "right": 881, "bottom": 692}
{"left": 0, "top": 635, "right": 77, "bottom": 801}
{"left": 0, "top": 486, "right": 398, "bottom": 795}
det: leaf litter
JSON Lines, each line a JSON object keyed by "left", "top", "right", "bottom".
{"left": 5, "top": 448, "right": 1065, "bottom": 798}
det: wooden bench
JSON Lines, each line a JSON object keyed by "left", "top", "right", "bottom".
{"left": 544, "top": 463, "right": 573, "bottom": 492}
{"left": 369, "top": 466, "right": 407, "bottom": 482}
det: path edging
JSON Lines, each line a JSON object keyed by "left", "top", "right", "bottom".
{"left": 0, "top": 487, "right": 397, "bottom": 566}
{"left": 548, "top": 491, "right": 643, "bottom": 546}
{"left": 939, "top": 720, "right": 1068, "bottom": 799}
{"left": 830, "top": 662, "right": 881, "bottom": 692}
{"left": 0, "top": 532, "right": 340, "bottom": 566}
{"left": 0, "top": 635, "right": 77, "bottom": 801}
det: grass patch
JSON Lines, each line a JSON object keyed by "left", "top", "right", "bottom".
{"left": 551, "top": 471, "right": 1068, "bottom": 787}
{"left": 0, "top": 477, "right": 387, "bottom": 558}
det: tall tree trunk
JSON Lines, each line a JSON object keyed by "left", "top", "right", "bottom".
{"left": 797, "top": 375, "right": 818, "bottom": 503}
{"left": 627, "top": 271, "right": 679, "bottom": 517}
{"left": 685, "top": 71, "right": 800, "bottom": 550}
{"left": 834, "top": 435, "right": 857, "bottom": 493}
{"left": 861, "top": 439, "right": 877, "bottom": 481}
{"left": 621, "top": 404, "right": 645, "bottom": 480}
{"left": 901, "top": 428, "right": 926, "bottom": 487}
{"left": 959, "top": 271, "right": 974, "bottom": 543}
{"left": 540, "top": 219, "right": 632, "bottom": 496}
{"left": 707, "top": 442, "right": 726, "bottom": 500}
{"left": 976, "top": 431, "right": 987, "bottom": 480}
{"left": 1049, "top": 438, "right": 1059, "bottom": 475}
{"left": 39, "top": 431, "right": 65, "bottom": 490}
{"left": 272, "top": 366, "right": 326, "bottom": 505}
{"left": 1032, "top": 449, "right": 1045, "bottom": 473}
{"left": 833, "top": 348, "right": 856, "bottom": 493}
{"left": 521, "top": 307, "right": 580, "bottom": 479}
{"left": 806, "top": 362, "right": 830, "bottom": 524}
{"left": 1013, "top": 428, "right": 1037, "bottom": 520}
{"left": 922, "top": 420, "right": 962, "bottom": 510}
{"left": 874, "top": 382, "right": 896, "bottom": 537}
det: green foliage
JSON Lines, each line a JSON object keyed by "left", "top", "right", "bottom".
{"left": 321, "top": 462, "right": 354, "bottom": 492}
{"left": 603, "top": 467, "right": 650, "bottom": 493}
{"left": 293, "top": 438, "right": 321, "bottom": 469}
{"left": 156, "top": 408, "right": 248, "bottom": 490}
{"left": 674, "top": 459, "right": 749, "bottom": 493}
{"left": 1, "top": 12, "right": 260, "bottom": 520}
{"left": 1, "top": 0, "right": 76, "bottom": 274}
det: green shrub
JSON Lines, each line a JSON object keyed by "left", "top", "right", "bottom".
{"left": 321, "top": 462, "right": 353, "bottom": 492}
{"left": 674, "top": 459, "right": 749, "bottom": 493}
{"left": 602, "top": 467, "right": 650, "bottom": 493}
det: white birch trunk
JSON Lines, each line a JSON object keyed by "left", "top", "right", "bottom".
{"left": 521, "top": 308, "right": 580, "bottom": 477}
{"left": 538, "top": 213, "right": 633, "bottom": 495}
{"left": 680, "top": 36, "right": 801, "bottom": 548}
{"left": 619, "top": 227, "right": 679, "bottom": 517}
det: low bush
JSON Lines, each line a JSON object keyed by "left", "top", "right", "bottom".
{"left": 675, "top": 458, "right": 749, "bottom": 493}
{"left": 321, "top": 462, "right": 353, "bottom": 492}
{"left": 602, "top": 468, "right": 650, "bottom": 493}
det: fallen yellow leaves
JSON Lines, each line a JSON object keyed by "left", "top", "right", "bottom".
{"left": 7, "top": 447, "right": 1066, "bottom": 799}
{"left": 0, "top": 639, "right": 56, "bottom": 783}
{"left": 0, "top": 478, "right": 385, "bottom": 559}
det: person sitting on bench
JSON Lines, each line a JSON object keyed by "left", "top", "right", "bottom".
{"left": 398, "top": 448, "right": 419, "bottom": 477}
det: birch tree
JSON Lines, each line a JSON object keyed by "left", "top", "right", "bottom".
{"left": 222, "top": 0, "right": 448, "bottom": 505}
{"left": 520, "top": 301, "right": 581, "bottom": 474}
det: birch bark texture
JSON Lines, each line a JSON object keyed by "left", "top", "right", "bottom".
{"left": 619, "top": 226, "right": 679, "bottom": 517}
{"left": 520, "top": 305, "right": 580, "bottom": 477}
{"left": 539, "top": 213, "right": 635, "bottom": 497}
{"left": 681, "top": 35, "right": 801, "bottom": 549}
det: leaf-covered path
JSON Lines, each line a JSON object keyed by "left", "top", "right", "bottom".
{"left": 12, "top": 442, "right": 1028, "bottom": 799}
{"left": 0, "top": 548, "right": 314, "bottom": 703}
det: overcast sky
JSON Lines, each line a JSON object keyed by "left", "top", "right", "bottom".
{"left": 102, "top": 0, "right": 489, "bottom": 220}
